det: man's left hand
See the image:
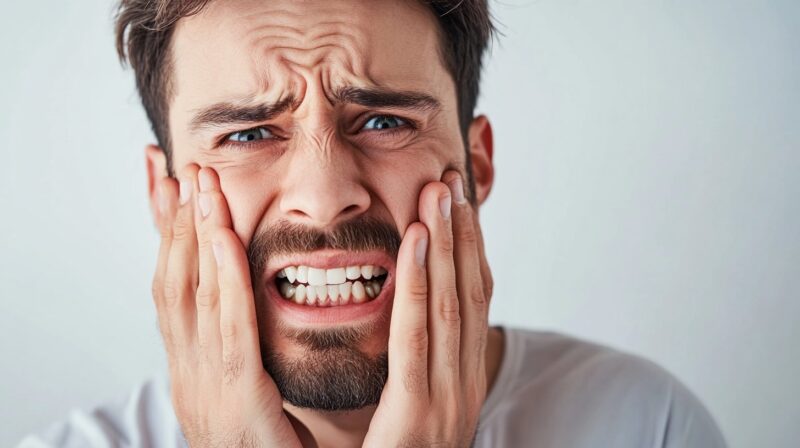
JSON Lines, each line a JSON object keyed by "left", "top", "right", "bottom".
{"left": 363, "top": 171, "right": 493, "bottom": 447}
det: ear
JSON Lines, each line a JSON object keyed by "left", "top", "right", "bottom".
{"left": 467, "top": 115, "right": 494, "bottom": 205}
{"left": 145, "top": 144, "right": 168, "bottom": 226}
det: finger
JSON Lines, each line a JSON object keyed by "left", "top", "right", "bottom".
{"left": 213, "top": 228, "right": 262, "bottom": 387}
{"left": 417, "top": 181, "right": 460, "bottom": 397}
{"left": 387, "top": 222, "right": 430, "bottom": 402}
{"left": 195, "top": 167, "right": 233, "bottom": 372}
{"left": 153, "top": 177, "right": 179, "bottom": 354}
{"left": 442, "top": 171, "right": 489, "bottom": 388}
{"left": 162, "top": 164, "right": 200, "bottom": 353}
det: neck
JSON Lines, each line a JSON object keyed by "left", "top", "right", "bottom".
{"left": 284, "top": 326, "right": 505, "bottom": 448}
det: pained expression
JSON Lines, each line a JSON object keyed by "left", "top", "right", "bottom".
{"left": 158, "top": 0, "right": 471, "bottom": 406}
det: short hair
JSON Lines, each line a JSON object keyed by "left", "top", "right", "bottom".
{"left": 115, "top": 0, "right": 495, "bottom": 179}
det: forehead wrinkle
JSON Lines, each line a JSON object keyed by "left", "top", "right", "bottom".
{"left": 235, "top": 12, "right": 371, "bottom": 105}
{"left": 248, "top": 32, "right": 368, "bottom": 81}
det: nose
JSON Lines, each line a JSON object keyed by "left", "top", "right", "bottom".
{"left": 278, "top": 140, "right": 371, "bottom": 227}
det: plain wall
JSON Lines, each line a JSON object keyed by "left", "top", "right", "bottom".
{"left": 1, "top": 1, "right": 798, "bottom": 446}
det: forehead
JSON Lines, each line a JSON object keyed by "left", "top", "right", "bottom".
{"left": 170, "top": 0, "right": 450, "bottom": 110}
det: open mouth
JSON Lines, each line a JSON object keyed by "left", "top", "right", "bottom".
{"left": 275, "top": 265, "right": 389, "bottom": 307}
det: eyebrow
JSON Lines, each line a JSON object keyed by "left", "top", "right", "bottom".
{"left": 189, "top": 96, "right": 295, "bottom": 132}
{"left": 188, "top": 86, "right": 441, "bottom": 132}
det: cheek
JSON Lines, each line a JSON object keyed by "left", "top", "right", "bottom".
{"left": 214, "top": 164, "right": 280, "bottom": 247}
{"left": 365, "top": 147, "right": 452, "bottom": 235}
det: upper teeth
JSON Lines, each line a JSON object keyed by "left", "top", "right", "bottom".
{"left": 277, "top": 265, "right": 387, "bottom": 286}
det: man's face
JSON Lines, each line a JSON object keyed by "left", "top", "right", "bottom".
{"left": 156, "top": 0, "right": 479, "bottom": 410}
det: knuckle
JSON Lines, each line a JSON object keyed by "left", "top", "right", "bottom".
{"left": 171, "top": 217, "right": 194, "bottom": 241}
{"left": 455, "top": 219, "right": 478, "bottom": 245}
{"left": 159, "top": 230, "right": 173, "bottom": 245}
{"left": 435, "top": 231, "right": 454, "bottom": 255}
{"left": 406, "top": 281, "right": 429, "bottom": 301}
{"left": 405, "top": 326, "right": 429, "bottom": 354}
{"left": 151, "top": 279, "right": 163, "bottom": 303}
{"left": 162, "top": 277, "right": 187, "bottom": 307}
{"left": 439, "top": 297, "right": 461, "bottom": 326}
{"left": 195, "top": 285, "right": 218, "bottom": 309}
{"left": 197, "top": 236, "right": 213, "bottom": 253}
{"left": 483, "top": 273, "right": 494, "bottom": 301}
{"left": 469, "top": 283, "right": 487, "bottom": 308}
{"left": 220, "top": 319, "right": 238, "bottom": 341}
{"left": 435, "top": 284, "right": 459, "bottom": 302}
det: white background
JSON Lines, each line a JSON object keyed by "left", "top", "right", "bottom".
{"left": 1, "top": 1, "right": 798, "bottom": 446}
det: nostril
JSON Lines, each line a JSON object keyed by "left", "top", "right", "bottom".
{"left": 341, "top": 204, "right": 361, "bottom": 215}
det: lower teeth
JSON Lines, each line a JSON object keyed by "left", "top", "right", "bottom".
{"left": 277, "top": 279, "right": 384, "bottom": 306}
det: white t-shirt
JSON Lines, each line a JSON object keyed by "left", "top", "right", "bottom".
{"left": 18, "top": 328, "right": 727, "bottom": 447}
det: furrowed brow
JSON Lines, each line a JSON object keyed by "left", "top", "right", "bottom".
{"left": 332, "top": 86, "right": 441, "bottom": 112}
{"left": 189, "top": 96, "right": 295, "bottom": 132}
{"left": 188, "top": 87, "right": 440, "bottom": 132}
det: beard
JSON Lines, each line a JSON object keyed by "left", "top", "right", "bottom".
{"left": 247, "top": 217, "right": 401, "bottom": 411}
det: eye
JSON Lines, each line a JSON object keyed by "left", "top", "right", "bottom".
{"left": 361, "top": 115, "right": 407, "bottom": 131}
{"left": 227, "top": 127, "right": 273, "bottom": 143}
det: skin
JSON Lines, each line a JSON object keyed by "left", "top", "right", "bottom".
{"left": 145, "top": 0, "right": 503, "bottom": 446}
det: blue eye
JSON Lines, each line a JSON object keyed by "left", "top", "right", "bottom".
{"left": 227, "top": 127, "right": 272, "bottom": 142}
{"left": 362, "top": 115, "right": 407, "bottom": 131}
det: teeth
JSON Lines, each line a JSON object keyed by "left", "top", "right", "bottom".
{"left": 294, "top": 285, "right": 306, "bottom": 304}
{"left": 364, "top": 280, "right": 382, "bottom": 299}
{"left": 316, "top": 286, "right": 329, "bottom": 305}
{"left": 346, "top": 266, "right": 361, "bottom": 280}
{"left": 284, "top": 266, "right": 297, "bottom": 283}
{"left": 352, "top": 281, "right": 366, "bottom": 303}
{"left": 308, "top": 268, "right": 327, "bottom": 286}
{"left": 340, "top": 282, "right": 352, "bottom": 303}
{"left": 280, "top": 265, "right": 387, "bottom": 284}
{"left": 297, "top": 265, "right": 308, "bottom": 283}
{"left": 361, "top": 265, "right": 374, "bottom": 280}
{"left": 279, "top": 281, "right": 295, "bottom": 299}
{"left": 372, "top": 280, "right": 382, "bottom": 297}
{"left": 306, "top": 284, "right": 317, "bottom": 304}
{"left": 279, "top": 276, "right": 380, "bottom": 305}
{"left": 278, "top": 264, "right": 388, "bottom": 306}
{"left": 326, "top": 268, "right": 346, "bottom": 284}
{"left": 328, "top": 285, "right": 339, "bottom": 304}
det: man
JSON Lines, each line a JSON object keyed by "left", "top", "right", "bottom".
{"left": 20, "top": 0, "right": 726, "bottom": 446}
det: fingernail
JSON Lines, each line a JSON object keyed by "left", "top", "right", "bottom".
{"left": 158, "top": 186, "right": 168, "bottom": 214}
{"left": 212, "top": 242, "right": 223, "bottom": 267}
{"left": 415, "top": 237, "right": 428, "bottom": 267}
{"left": 448, "top": 175, "right": 466, "bottom": 204}
{"left": 179, "top": 180, "right": 191, "bottom": 205}
{"left": 199, "top": 193, "right": 211, "bottom": 217}
{"left": 199, "top": 170, "right": 212, "bottom": 192}
{"left": 439, "top": 193, "right": 451, "bottom": 219}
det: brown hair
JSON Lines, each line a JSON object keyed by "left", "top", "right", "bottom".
{"left": 115, "top": 0, "right": 495, "bottom": 178}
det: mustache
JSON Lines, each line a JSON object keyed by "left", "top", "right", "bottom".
{"left": 247, "top": 216, "right": 402, "bottom": 276}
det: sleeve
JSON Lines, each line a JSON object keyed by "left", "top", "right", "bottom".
{"left": 16, "top": 409, "right": 121, "bottom": 448}
{"left": 15, "top": 375, "right": 187, "bottom": 448}
{"left": 655, "top": 373, "right": 728, "bottom": 448}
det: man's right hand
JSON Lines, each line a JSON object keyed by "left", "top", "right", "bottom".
{"left": 152, "top": 165, "right": 301, "bottom": 447}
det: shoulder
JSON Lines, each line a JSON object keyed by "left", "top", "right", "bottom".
{"left": 16, "top": 374, "right": 185, "bottom": 448}
{"left": 476, "top": 328, "right": 727, "bottom": 448}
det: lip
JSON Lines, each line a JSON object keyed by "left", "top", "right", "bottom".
{"left": 262, "top": 249, "right": 396, "bottom": 326}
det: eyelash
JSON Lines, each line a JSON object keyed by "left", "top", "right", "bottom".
{"left": 217, "top": 114, "right": 416, "bottom": 151}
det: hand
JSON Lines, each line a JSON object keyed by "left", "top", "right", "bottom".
{"left": 363, "top": 171, "right": 493, "bottom": 447}
{"left": 152, "top": 165, "right": 301, "bottom": 447}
